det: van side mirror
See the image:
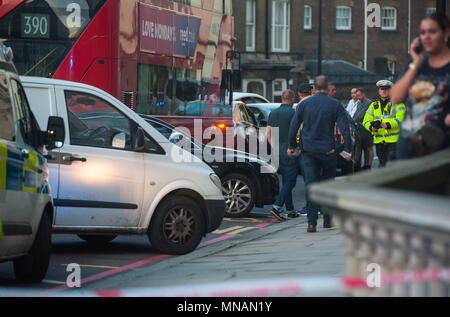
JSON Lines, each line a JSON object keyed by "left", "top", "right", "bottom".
{"left": 133, "top": 127, "right": 145, "bottom": 152}
{"left": 44, "top": 116, "right": 65, "bottom": 150}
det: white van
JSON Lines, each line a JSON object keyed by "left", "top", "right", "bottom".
{"left": 0, "top": 44, "right": 65, "bottom": 282}
{"left": 21, "top": 76, "right": 225, "bottom": 255}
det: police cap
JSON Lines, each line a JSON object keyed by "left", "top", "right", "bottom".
{"left": 376, "top": 80, "right": 394, "bottom": 89}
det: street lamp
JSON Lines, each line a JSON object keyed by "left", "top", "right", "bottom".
{"left": 317, "top": 0, "right": 322, "bottom": 76}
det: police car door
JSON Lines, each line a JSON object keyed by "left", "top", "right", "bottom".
{"left": 0, "top": 76, "right": 42, "bottom": 241}
{"left": 52, "top": 86, "right": 145, "bottom": 229}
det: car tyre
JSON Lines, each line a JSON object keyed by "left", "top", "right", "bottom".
{"left": 222, "top": 173, "right": 256, "bottom": 218}
{"left": 13, "top": 212, "right": 51, "bottom": 283}
{"left": 148, "top": 196, "right": 205, "bottom": 255}
{"left": 77, "top": 235, "right": 117, "bottom": 244}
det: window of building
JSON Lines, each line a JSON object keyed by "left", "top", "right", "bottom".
{"left": 246, "top": 0, "right": 256, "bottom": 51}
{"left": 426, "top": 7, "right": 436, "bottom": 15}
{"left": 336, "top": 6, "right": 351, "bottom": 30}
{"left": 272, "top": 0, "right": 290, "bottom": 52}
{"left": 272, "top": 79, "right": 286, "bottom": 103}
{"left": 382, "top": 7, "right": 397, "bottom": 30}
{"left": 244, "top": 79, "right": 266, "bottom": 97}
{"left": 387, "top": 60, "right": 396, "bottom": 76}
{"left": 304, "top": 5, "right": 312, "bottom": 30}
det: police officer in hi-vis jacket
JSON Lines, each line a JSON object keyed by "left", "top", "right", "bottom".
{"left": 363, "top": 80, "right": 406, "bottom": 167}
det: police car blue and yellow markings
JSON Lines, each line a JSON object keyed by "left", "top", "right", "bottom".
{"left": 0, "top": 142, "right": 41, "bottom": 193}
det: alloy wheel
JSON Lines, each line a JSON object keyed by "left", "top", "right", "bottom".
{"left": 162, "top": 207, "right": 195, "bottom": 245}
{"left": 222, "top": 178, "right": 252, "bottom": 216}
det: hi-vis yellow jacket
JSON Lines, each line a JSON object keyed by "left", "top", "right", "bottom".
{"left": 363, "top": 100, "right": 406, "bottom": 144}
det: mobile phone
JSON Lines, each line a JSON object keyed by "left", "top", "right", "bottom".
{"left": 414, "top": 39, "right": 423, "bottom": 54}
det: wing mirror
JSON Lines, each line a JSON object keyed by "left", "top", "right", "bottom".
{"left": 133, "top": 127, "right": 145, "bottom": 151}
{"left": 169, "top": 132, "right": 184, "bottom": 145}
{"left": 44, "top": 116, "right": 65, "bottom": 150}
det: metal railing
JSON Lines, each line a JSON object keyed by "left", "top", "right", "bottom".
{"left": 310, "top": 149, "right": 450, "bottom": 296}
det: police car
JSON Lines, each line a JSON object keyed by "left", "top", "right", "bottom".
{"left": 0, "top": 42, "right": 65, "bottom": 282}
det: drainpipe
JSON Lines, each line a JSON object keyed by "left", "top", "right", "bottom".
{"left": 318, "top": 0, "right": 323, "bottom": 75}
{"left": 408, "top": 0, "right": 411, "bottom": 54}
{"left": 265, "top": 0, "right": 269, "bottom": 59}
{"left": 364, "top": 0, "right": 368, "bottom": 71}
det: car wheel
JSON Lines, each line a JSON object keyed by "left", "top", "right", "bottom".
{"left": 222, "top": 173, "right": 256, "bottom": 218}
{"left": 77, "top": 235, "right": 117, "bottom": 244}
{"left": 13, "top": 212, "right": 51, "bottom": 283}
{"left": 148, "top": 196, "right": 205, "bottom": 255}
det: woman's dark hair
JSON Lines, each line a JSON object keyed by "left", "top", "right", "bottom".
{"left": 423, "top": 11, "right": 450, "bottom": 47}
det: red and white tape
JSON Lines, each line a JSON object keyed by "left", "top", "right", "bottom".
{"left": 0, "top": 267, "right": 449, "bottom": 297}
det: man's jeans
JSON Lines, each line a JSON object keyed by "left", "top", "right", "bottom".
{"left": 301, "top": 151, "right": 337, "bottom": 226}
{"left": 274, "top": 154, "right": 300, "bottom": 211}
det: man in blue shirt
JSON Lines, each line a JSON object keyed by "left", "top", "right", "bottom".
{"left": 287, "top": 76, "right": 352, "bottom": 232}
{"left": 267, "top": 90, "right": 298, "bottom": 221}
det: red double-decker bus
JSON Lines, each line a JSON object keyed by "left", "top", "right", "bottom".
{"left": 0, "top": 0, "right": 235, "bottom": 143}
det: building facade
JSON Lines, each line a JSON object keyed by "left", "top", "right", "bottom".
{"left": 232, "top": 0, "right": 449, "bottom": 102}
{"left": 303, "top": 0, "right": 449, "bottom": 78}
{"left": 232, "top": 0, "right": 307, "bottom": 102}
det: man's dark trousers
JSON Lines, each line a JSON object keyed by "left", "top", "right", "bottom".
{"left": 376, "top": 142, "right": 396, "bottom": 167}
{"left": 273, "top": 153, "right": 299, "bottom": 211}
{"left": 301, "top": 151, "right": 337, "bottom": 226}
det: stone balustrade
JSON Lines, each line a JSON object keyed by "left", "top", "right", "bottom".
{"left": 310, "top": 149, "right": 450, "bottom": 297}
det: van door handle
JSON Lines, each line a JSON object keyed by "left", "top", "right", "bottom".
{"left": 62, "top": 155, "right": 87, "bottom": 163}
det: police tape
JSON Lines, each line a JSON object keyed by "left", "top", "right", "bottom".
{"left": 0, "top": 267, "right": 449, "bottom": 297}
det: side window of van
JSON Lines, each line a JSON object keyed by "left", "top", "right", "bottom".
{"left": 0, "top": 73, "right": 15, "bottom": 141}
{"left": 10, "top": 79, "right": 34, "bottom": 146}
{"left": 64, "top": 91, "right": 133, "bottom": 150}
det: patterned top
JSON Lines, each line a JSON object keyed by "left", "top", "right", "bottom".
{"left": 398, "top": 55, "right": 450, "bottom": 148}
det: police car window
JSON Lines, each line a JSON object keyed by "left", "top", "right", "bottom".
{"left": 64, "top": 90, "right": 133, "bottom": 150}
{"left": 0, "top": 73, "right": 15, "bottom": 141}
{"left": 10, "top": 79, "right": 33, "bottom": 145}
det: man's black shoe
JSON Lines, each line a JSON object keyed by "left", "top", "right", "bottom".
{"left": 287, "top": 211, "right": 300, "bottom": 218}
{"left": 270, "top": 208, "right": 286, "bottom": 221}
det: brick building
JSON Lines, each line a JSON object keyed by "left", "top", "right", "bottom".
{"left": 232, "top": 0, "right": 307, "bottom": 102}
{"left": 232, "top": 0, "right": 449, "bottom": 102}
{"left": 303, "top": 0, "right": 450, "bottom": 78}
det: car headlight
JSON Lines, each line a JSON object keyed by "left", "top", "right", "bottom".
{"left": 209, "top": 173, "right": 222, "bottom": 191}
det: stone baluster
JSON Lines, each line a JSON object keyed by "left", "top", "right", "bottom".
{"left": 372, "top": 225, "right": 391, "bottom": 297}
{"left": 428, "top": 241, "right": 447, "bottom": 297}
{"left": 353, "top": 222, "right": 373, "bottom": 297}
{"left": 389, "top": 231, "right": 409, "bottom": 297}
{"left": 407, "top": 236, "right": 427, "bottom": 297}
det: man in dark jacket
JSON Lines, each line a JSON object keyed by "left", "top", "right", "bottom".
{"left": 287, "top": 76, "right": 352, "bottom": 232}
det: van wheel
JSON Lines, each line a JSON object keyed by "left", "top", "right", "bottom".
{"left": 222, "top": 173, "right": 256, "bottom": 218}
{"left": 148, "top": 196, "right": 204, "bottom": 255}
{"left": 77, "top": 235, "right": 117, "bottom": 244}
{"left": 13, "top": 213, "right": 51, "bottom": 283}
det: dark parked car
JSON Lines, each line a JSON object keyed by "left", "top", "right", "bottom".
{"left": 140, "top": 115, "right": 279, "bottom": 217}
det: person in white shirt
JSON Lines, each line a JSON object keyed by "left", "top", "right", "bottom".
{"left": 346, "top": 88, "right": 360, "bottom": 117}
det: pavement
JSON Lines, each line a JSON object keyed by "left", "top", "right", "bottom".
{"left": 82, "top": 176, "right": 347, "bottom": 296}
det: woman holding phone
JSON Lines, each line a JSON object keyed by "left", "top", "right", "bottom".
{"left": 391, "top": 12, "right": 450, "bottom": 158}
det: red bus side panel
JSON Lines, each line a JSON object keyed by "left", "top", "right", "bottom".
{"left": 0, "top": 0, "right": 24, "bottom": 19}
{"left": 52, "top": 0, "right": 119, "bottom": 97}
